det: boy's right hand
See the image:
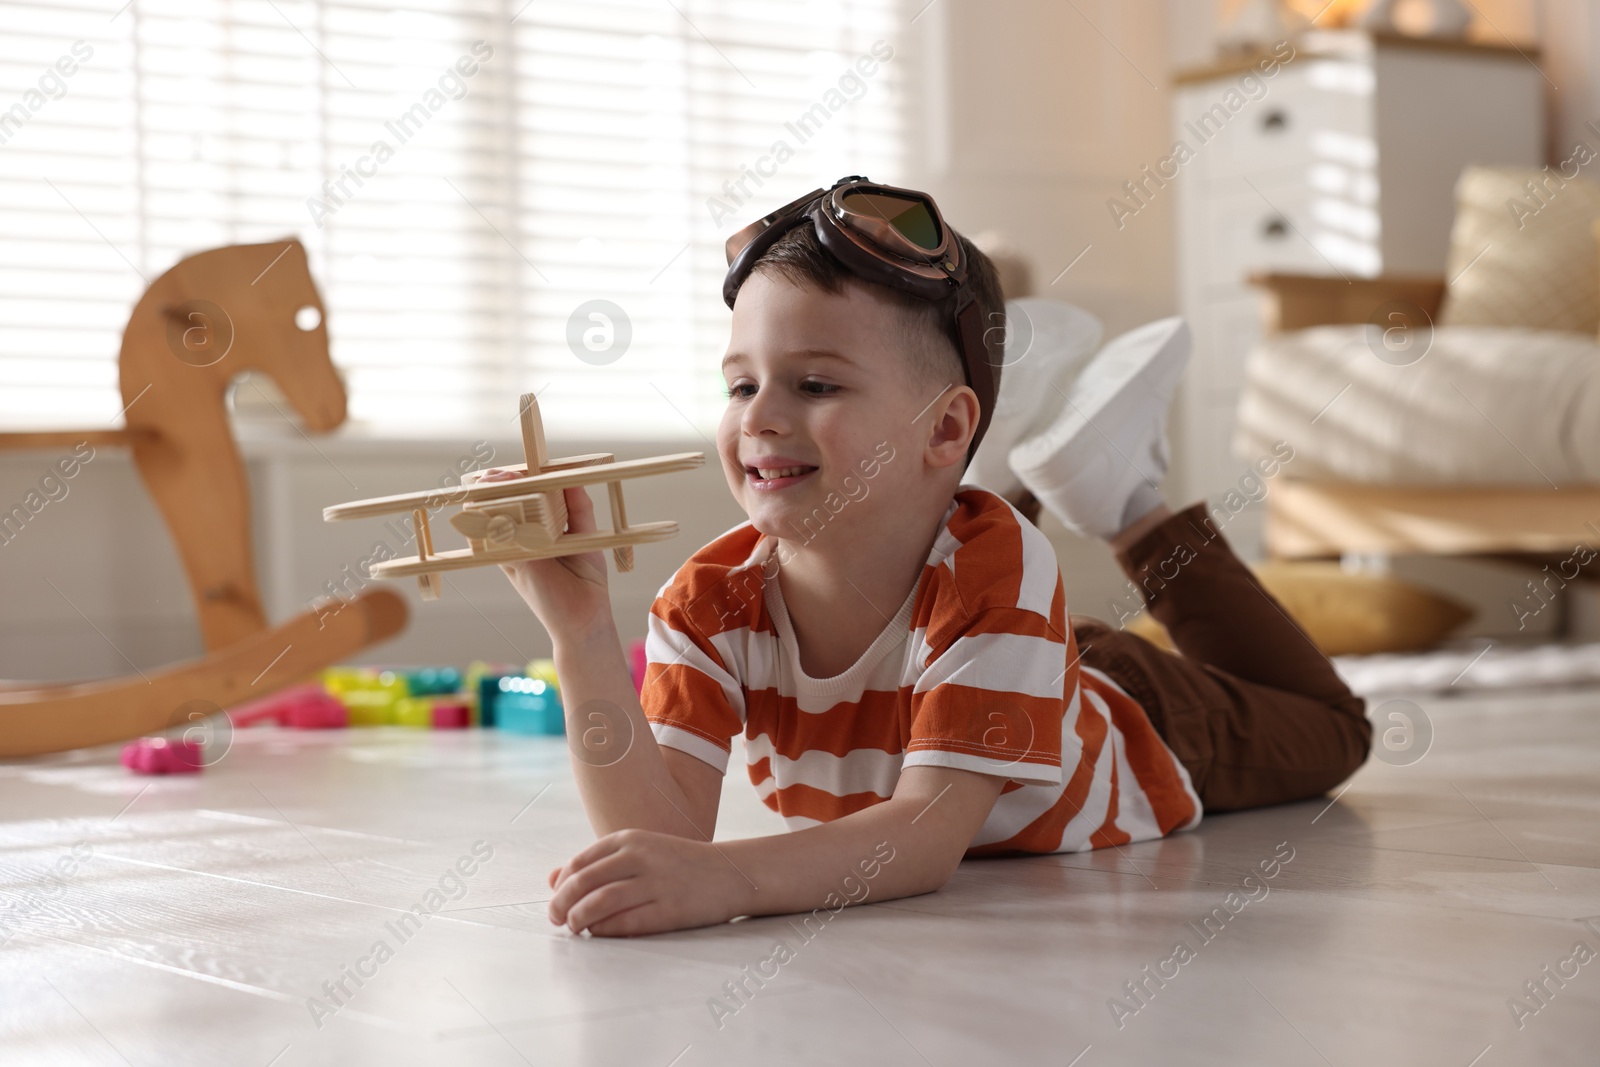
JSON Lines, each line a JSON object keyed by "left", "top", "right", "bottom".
{"left": 478, "top": 470, "right": 615, "bottom": 645}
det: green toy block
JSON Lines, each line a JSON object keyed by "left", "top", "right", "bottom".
{"left": 403, "top": 666, "right": 462, "bottom": 696}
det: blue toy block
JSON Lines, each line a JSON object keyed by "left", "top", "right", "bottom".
{"left": 476, "top": 672, "right": 517, "bottom": 728}
{"left": 494, "top": 677, "right": 564, "bottom": 735}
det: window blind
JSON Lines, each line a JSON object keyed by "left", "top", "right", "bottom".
{"left": 0, "top": 0, "right": 909, "bottom": 437}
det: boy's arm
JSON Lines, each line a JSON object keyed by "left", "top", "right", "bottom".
{"left": 551, "top": 620, "right": 723, "bottom": 839}
{"left": 547, "top": 765, "right": 1007, "bottom": 936}
{"left": 493, "top": 482, "right": 723, "bottom": 839}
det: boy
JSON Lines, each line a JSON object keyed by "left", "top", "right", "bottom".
{"left": 496, "top": 176, "right": 1371, "bottom": 937}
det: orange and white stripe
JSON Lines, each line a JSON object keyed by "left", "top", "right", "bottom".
{"left": 641, "top": 487, "right": 1202, "bottom": 854}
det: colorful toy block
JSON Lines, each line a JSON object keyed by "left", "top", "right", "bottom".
{"left": 343, "top": 691, "right": 398, "bottom": 727}
{"left": 321, "top": 666, "right": 379, "bottom": 696}
{"left": 464, "top": 660, "right": 520, "bottom": 727}
{"left": 230, "top": 684, "right": 348, "bottom": 729}
{"left": 322, "top": 668, "right": 410, "bottom": 726}
{"left": 494, "top": 676, "right": 564, "bottom": 735}
{"left": 403, "top": 666, "right": 462, "bottom": 696}
{"left": 475, "top": 672, "right": 515, "bottom": 728}
{"left": 628, "top": 638, "right": 648, "bottom": 694}
{"left": 526, "top": 658, "right": 560, "bottom": 691}
{"left": 393, "top": 696, "right": 435, "bottom": 729}
{"left": 431, "top": 702, "right": 471, "bottom": 729}
{"left": 121, "top": 737, "right": 203, "bottom": 775}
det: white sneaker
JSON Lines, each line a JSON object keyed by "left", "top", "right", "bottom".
{"left": 963, "top": 298, "right": 1103, "bottom": 504}
{"left": 1008, "top": 317, "right": 1190, "bottom": 540}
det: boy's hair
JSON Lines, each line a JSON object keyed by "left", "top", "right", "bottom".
{"left": 734, "top": 222, "right": 1006, "bottom": 423}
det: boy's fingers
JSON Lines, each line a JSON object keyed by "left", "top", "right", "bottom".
{"left": 553, "top": 838, "right": 620, "bottom": 895}
{"left": 585, "top": 901, "right": 658, "bottom": 938}
{"left": 550, "top": 851, "right": 634, "bottom": 919}
{"left": 552, "top": 833, "right": 625, "bottom": 892}
{"left": 548, "top": 866, "right": 562, "bottom": 889}
{"left": 563, "top": 486, "right": 598, "bottom": 534}
{"left": 565, "top": 883, "right": 652, "bottom": 936}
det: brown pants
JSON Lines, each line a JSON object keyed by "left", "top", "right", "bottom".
{"left": 1070, "top": 501, "right": 1371, "bottom": 812}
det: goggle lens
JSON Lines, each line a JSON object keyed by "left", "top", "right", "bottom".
{"left": 840, "top": 190, "right": 942, "bottom": 251}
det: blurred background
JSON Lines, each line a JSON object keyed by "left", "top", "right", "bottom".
{"left": 2, "top": 0, "right": 1589, "bottom": 689}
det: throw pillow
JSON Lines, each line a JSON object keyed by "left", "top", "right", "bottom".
{"left": 1439, "top": 166, "right": 1600, "bottom": 334}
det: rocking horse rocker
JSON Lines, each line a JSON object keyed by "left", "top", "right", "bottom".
{"left": 0, "top": 240, "right": 406, "bottom": 757}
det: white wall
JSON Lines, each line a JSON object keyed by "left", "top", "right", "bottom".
{"left": 1541, "top": 0, "right": 1600, "bottom": 157}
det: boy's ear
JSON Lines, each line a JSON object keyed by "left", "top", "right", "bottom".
{"left": 923, "top": 385, "right": 979, "bottom": 470}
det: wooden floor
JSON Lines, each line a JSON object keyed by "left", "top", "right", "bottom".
{"left": 3, "top": 685, "right": 1597, "bottom": 1066}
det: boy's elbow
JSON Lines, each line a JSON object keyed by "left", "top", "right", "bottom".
{"left": 917, "top": 842, "right": 970, "bottom": 894}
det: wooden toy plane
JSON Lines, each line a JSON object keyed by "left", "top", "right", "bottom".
{"left": 323, "top": 393, "right": 703, "bottom": 599}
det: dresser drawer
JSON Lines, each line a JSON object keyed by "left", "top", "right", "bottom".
{"left": 1179, "top": 61, "right": 1370, "bottom": 182}
{"left": 1188, "top": 96, "right": 1308, "bottom": 179}
{"left": 1199, "top": 179, "right": 1325, "bottom": 287}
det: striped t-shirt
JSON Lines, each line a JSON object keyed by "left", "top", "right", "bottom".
{"left": 641, "top": 487, "right": 1202, "bottom": 854}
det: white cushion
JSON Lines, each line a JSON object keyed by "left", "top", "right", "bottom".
{"left": 962, "top": 297, "right": 1102, "bottom": 500}
{"left": 1234, "top": 324, "right": 1600, "bottom": 485}
{"left": 1439, "top": 166, "right": 1600, "bottom": 334}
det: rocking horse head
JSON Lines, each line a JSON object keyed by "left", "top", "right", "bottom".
{"left": 116, "top": 238, "right": 351, "bottom": 651}
{"left": 119, "top": 238, "right": 346, "bottom": 433}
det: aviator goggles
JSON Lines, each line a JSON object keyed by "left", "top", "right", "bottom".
{"left": 721, "top": 175, "right": 998, "bottom": 464}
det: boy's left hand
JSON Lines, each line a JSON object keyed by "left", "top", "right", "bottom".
{"left": 547, "top": 829, "right": 753, "bottom": 936}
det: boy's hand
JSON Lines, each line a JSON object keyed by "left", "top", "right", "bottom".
{"left": 546, "top": 829, "right": 752, "bottom": 936}
{"left": 479, "top": 472, "right": 613, "bottom": 643}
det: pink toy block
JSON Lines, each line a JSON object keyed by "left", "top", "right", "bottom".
{"left": 121, "top": 737, "right": 202, "bottom": 775}
{"left": 431, "top": 702, "right": 471, "bottom": 729}
{"left": 230, "top": 684, "right": 348, "bottom": 729}
{"left": 284, "top": 694, "right": 348, "bottom": 729}
{"left": 627, "top": 639, "right": 648, "bottom": 694}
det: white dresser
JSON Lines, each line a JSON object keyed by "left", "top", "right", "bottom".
{"left": 1169, "top": 30, "right": 1544, "bottom": 557}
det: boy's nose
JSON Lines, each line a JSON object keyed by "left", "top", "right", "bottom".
{"left": 739, "top": 389, "right": 792, "bottom": 437}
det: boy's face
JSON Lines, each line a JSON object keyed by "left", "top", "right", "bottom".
{"left": 719, "top": 272, "right": 956, "bottom": 541}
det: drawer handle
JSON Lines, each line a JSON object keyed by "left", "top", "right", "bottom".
{"left": 1261, "top": 109, "right": 1289, "bottom": 132}
{"left": 1261, "top": 216, "right": 1289, "bottom": 240}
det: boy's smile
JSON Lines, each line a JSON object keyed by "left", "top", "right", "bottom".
{"left": 744, "top": 462, "right": 817, "bottom": 491}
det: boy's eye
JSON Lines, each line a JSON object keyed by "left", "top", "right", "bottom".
{"left": 724, "top": 379, "right": 840, "bottom": 400}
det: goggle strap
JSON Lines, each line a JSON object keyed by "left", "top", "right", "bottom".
{"left": 954, "top": 295, "right": 996, "bottom": 466}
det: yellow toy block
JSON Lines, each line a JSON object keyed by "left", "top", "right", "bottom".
{"left": 394, "top": 697, "right": 434, "bottom": 729}
{"left": 342, "top": 690, "right": 398, "bottom": 727}
{"left": 526, "top": 658, "right": 560, "bottom": 692}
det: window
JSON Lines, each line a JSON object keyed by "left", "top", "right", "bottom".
{"left": 0, "top": 0, "right": 910, "bottom": 437}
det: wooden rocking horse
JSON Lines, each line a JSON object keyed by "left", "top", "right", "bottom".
{"left": 0, "top": 239, "right": 406, "bottom": 757}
